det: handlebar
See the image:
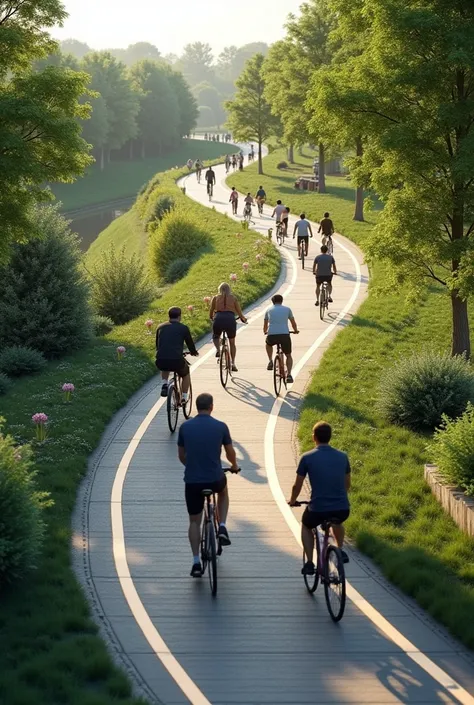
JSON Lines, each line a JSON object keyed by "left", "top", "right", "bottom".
{"left": 289, "top": 500, "right": 309, "bottom": 507}
{"left": 223, "top": 467, "right": 241, "bottom": 474}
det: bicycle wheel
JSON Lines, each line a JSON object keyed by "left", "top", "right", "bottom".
{"left": 303, "top": 528, "right": 321, "bottom": 593}
{"left": 320, "top": 289, "right": 326, "bottom": 321}
{"left": 219, "top": 342, "right": 230, "bottom": 388}
{"left": 301, "top": 247, "right": 305, "bottom": 270}
{"left": 327, "top": 238, "right": 334, "bottom": 256}
{"left": 166, "top": 382, "right": 179, "bottom": 433}
{"left": 183, "top": 376, "right": 193, "bottom": 419}
{"left": 200, "top": 518, "right": 209, "bottom": 575}
{"left": 208, "top": 520, "right": 218, "bottom": 596}
{"left": 324, "top": 545, "right": 346, "bottom": 622}
{"left": 273, "top": 355, "right": 283, "bottom": 397}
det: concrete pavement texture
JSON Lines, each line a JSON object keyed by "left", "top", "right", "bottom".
{"left": 73, "top": 157, "right": 474, "bottom": 705}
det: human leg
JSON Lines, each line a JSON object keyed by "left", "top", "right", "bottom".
{"left": 302, "top": 523, "right": 315, "bottom": 564}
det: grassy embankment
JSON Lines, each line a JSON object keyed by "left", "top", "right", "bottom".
{"left": 52, "top": 139, "right": 236, "bottom": 212}
{"left": 230, "top": 149, "right": 474, "bottom": 649}
{"left": 0, "top": 166, "right": 279, "bottom": 705}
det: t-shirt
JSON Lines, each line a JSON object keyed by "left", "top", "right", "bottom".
{"left": 155, "top": 321, "right": 197, "bottom": 360}
{"left": 178, "top": 414, "right": 232, "bottom": 483}
{"left": 244, "top": 196, "right": 253, "bottom": 204}
{"left": 319, "top": 217, "right": 334, "bottom": 236}
{"left": 314, "top": 254, "right": 335, "bottom": 276}
{"left": 265, "top": 304, "right": 293, "bottom": 335}
{"left": 296, "top": 219, "right": 311, "bottom": 237}
{"left": 256, "top": 189, "right": 266, "bottom": 198}
{"left": 230, "top": 191, "right": 238, "bottom": 201}
{"left": 205, "top": 169, "right": 215, "bottom": 183}
{"left": 273, "top": 204, "right": 285, "bottom": 221}
{"left": 297, "top": 446, "right": 351, "bottom": 513}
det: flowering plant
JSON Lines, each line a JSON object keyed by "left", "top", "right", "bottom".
{"left": 145, "top": 319, "right": 154, "bottom": 334}
{"left": 256, "top": 253, "right": 262, "bottom": 264}
{"left": 230, "top": 273, "right": 237, "bottom": 282}
{"left": 62, "top": 382, "right": 75, "bottom": 402}
{"left": 242, "top": 262, "right": 249, "bottom": 273}
{"left": 187, "top": 305, "right": 194, "bottom": 315}
{"left": 117, "top": 345, "right": 126, "bottom": 360}
{"left": 203, "top": 296, "right": 211, "bottom": 307}
{"left": 32, "top": 413, "right": 48, "bottom": 442}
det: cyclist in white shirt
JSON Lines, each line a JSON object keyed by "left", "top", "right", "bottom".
{"left": 293, "top": 213, "right": 313, "bottom": 259}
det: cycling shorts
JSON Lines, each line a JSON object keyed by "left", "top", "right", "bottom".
{"left": 315, "top": 274, "right": 333, "bottom": 285}
{"left": 185, "top": 475, "right": 227, "bottom": 515}
{"left": 213, "top": 312, "right": 237, "bottom": 340}
{"left": 282, "top": 217, "right": 289, "bottom": 227}
{"left": 266, "top": 334, "right": 292, "bottom": 354}
{"left": 302, "top": 507, "right": 349, "bottom": 529}
{"left": 297, "top": 235, "right": 309, "bottom": 243}
{"left": 155, "top": 358, "right": 190, "bottom": 377}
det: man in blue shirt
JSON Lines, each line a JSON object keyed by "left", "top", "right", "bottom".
{"left": 263, "top": 294, "right": 299, "bottom": 383}
{"left": 288, "top": 421, "right": 351, "bottom": 573}
{"left": 178, "top": 392, "right": 239, "bottom": 577}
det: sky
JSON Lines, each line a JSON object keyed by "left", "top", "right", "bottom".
{"left": 54, "top": 0, "right": 303, "bottom": 56}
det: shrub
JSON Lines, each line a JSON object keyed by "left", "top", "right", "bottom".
{"left": 149, "top": 209, "right": 210, "bottom": 282}
{"left": 0, "top": 374, "right": 12, "bottom": 396}
{"left": 0, "top": 205, "right": 92, "bottom": 359}
{"left": 428, "top": 403, "right": 474, "bottom": 496}
{"left": 0, "top": 420, "right": 50, "bottom": 585}
{"left": 165, "top": 257, "right": 192, "bottom": 283}
{"left": 378, "top": 351, "right": 474, "bottom": 431}
{"left": 146, "top": 195, "right": 175, "bottom": 225}
{"left": 0, "top": 346, "right": 47, "bottom": 378}
{"left": 92, "top": 314, "right": 114, "bottom": 336}
{"left": 90, "top": 246, "right": 155, "bottom": 325}
{"left": 277, "top": 161, "right": 288, "bottom": 170}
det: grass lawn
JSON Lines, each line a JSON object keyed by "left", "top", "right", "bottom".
{"left": 0, "top": 166, "right": 280, "bottom": 705}
{"left": 230, "top": 150, "right": 474, "bottom": 649}
{"left": 84, "top": 208, "right": 147, "bottom": 267}
{"left": 52, "top": 139, "right": 236, "bottom": 213}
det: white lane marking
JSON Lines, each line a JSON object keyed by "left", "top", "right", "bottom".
{"left": 264, "top": 240, "right": 474, "bottom": 704}
{"left": 110, "top": 180, "right": 298, "bottom": 704}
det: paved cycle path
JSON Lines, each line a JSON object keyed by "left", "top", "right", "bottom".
{"left": 75, "top": 159, "right": 474, "bottom": 705}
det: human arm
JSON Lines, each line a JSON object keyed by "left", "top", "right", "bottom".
{"left": 288, "top": 474, "right": 305, "bottom": 505}
{"left": 313, "top": 256, "right": 318, "bottom": 275}
{"left": 234, "top": 298, "right": 247, "bottom": 323}
{"left": 223, "top": 424, "right": 239, "bottom": 470}
{"left": 209, "top": 296, "right": 216, "bottom": 320}
{"left": 332, "top": 257, "right": 338, "bottom": 275}
{"left": 289, "top": 316, "right": 299, "bottom": 334}
{"left": 293, "top": 223, "right": 297, "bottom": 238}
{"left": 213, "top": 172, "right": 216, "bottom": 184}
{"left": 318, "top": 223, "right": 322, "bottom": 234}
{"left": 263, "top": 312, "right": 269, "bottom": 335}
{"left": 345, "top": 457, "right": 351, "bottom": 491}
{"left": 308, "top": 224, "right": 313, "bottom": 238}
{"left": 330, "top": 220, "right": 335, "bottom": 235}
{"left": 177, "top": 426, "right": 186, "bottom": 465}
{"left": 184, "top": 326, "right": 198, "bottom": 356}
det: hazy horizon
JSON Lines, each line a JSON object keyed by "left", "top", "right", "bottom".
{"left": 54, "top": 0, "right": 302, "bottom": 56}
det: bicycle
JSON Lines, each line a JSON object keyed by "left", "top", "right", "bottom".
{"left": 217, "top": 318, "right": 245, "bottom": 389}
{"left": 325, "top": 235, "right": 334, "bottom": 256}
{"left": 166, "top": 355, "right": 193, "bottom": 433}
{"left": 319, "top": 281, "right": 330, "bottom": 321}
{"left": 196, "top": 169, "right": 202, "bottom": 183}
{"left": 243, "top": 204, "right": 254, "bottom": 224}
{"left": 272, "top": 331, "right": 297, "bottom": 397}
{"left": 275, "top": 221, "right": 285, "bottom": 246}
{"left": 297, "top": 237, "right": 309, "bottom": 270}
{"left": 291, "top": 501, "right": 346, "bottom": 622}
{"left": 207, "top": 182, "right": 214, "bottom": 201}
{"left": 257, "top": 198, "right": 265, "bottom": 215}
{"left": 201, "top": 467, "right": 241, "bottom": 596}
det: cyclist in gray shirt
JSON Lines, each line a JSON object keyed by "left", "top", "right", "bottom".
{"left": 313, "top": 245, "right": 337, "bottom": 305}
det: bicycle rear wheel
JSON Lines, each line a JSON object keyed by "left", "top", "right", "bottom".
{"left": 183, "top": 376, "right": 193, "bottom": 419}
{"left": 320, "top": 290, "right": 326, "bottom": 321}
{"left": 273, "top": 354, "right": 283, "bottom": 397}
{"left": 324, "top": 546, "right": 346, "bottom": 621}
{"left": 200, "top": 519, "right": 209, "bottom": 575}
{"left": 327, "top": 238, "right": 334, "bottom": 256}
{"left": 208, "top": 521, "right": 218, "bottom": 596}
{"left": 301, "top": 247, "right": 305, "bottom": 270}
{"left": 166, "top": 383, "right": 179, "bottom": 433}
{"left": 303, "top": 551, "right": 319, "bottom": 593}
{"left": 219, "top": 342, "right": 230, "bottom": 388}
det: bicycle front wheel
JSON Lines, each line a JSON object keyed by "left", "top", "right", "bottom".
{"left": 208, "top": 521, "right": 218, "bottom": 596}
{"left": 219, "top": 343, "right": 230, "bottom": 388}
{"left": 183, "top": 377, "right": 193, "bottom": 419}
{"left": 166, "top": 383, "right": 180, "bottom": 433}
{"left": 324, "top": 546, "right": 346, "bottom": 622}
{"left": 273, "top": 355, "right": 283, "bottom": 397}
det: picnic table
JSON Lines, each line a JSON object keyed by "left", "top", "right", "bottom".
{"left": 294, "top": 174, "right": 319, "bottom": 191}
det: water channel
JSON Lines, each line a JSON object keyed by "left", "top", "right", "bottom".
{"left": 68, "top": 201, "right": 132, "bottom": 252}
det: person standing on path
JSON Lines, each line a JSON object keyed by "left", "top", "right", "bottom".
{"left": 178, "top": 393, "right": 240, "bottom": 577}
{"left": 264, "top": 294, "right": 299, "bottom": 384}
{"left": 229, "top": 187, "right": 239, "bottom": 215}
{"left": 313, "top": 245, "right": 337, "bottom": 306}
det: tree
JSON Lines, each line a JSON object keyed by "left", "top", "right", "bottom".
{"left": 197, "top": 105, "right": 215, "bottom": 128}
{"left": 333, "top": 0, "right": 474, "bottom": 357}
{"left": 178, "top": 42, "right": 214, "bottom": 87}
{"left": 165, "top": 68, "right": 198, "bottom": 137}
{"left": 193, "top": 82, "right": 225, "bottom": 125}
{"left": 123, "top": 42, "right": 160, "bottom": 65}
{"left": 80, "top": 94, "right": 109, "bottom": 169}
{"left": 60, "top": 38, "right": 91, "bottom": 59}
{"left": 225, "top": 53, "right": 280, "bottom": 175}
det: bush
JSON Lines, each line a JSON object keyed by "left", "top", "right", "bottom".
{"left": 0, "top": 346, "right": 47, "bottom": 378}
{"left": 428, "top": 403, "right": 474, "bottom": 496}
{"left": 277, "top": 161, "right": 288, "bottom": 169}
{"left": 0, "top": 420, "right": 50, "bottom": 585}
{"left": 0, "top": 374, "right": 12, "bottom": 396}
{"left": 0, "top": 205, "right": 92, "bottom": 359}
{"left": 378, "top": 351, "right": 474, "bottom": 431}
{"left": 149, "top": 209, "right": 210, "bottom": 282}
{"left": 165, "top": 257, "right": 192, "bottom": 283}
{"left": 146, "top": 195, "right": 175, "bottom": 225}
{"left": 90, "top": 246, "right": 155, "bottom": 325}
{"left": 92, "top": 314, "right": 115, "bottom": 336}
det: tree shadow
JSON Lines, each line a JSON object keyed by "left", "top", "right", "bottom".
{"left": 302, "top": 390, "right": 375, "bottom": 425}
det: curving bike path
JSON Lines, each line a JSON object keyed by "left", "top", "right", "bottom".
{"left": 74, "top": 159, "right": 474, "bottom": 705}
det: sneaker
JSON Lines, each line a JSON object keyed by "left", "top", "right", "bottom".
{"left": 231, "top": 364, "right": 238, "bottom": 372}
{"left": 190, "top": 562, "right": 203, "bottom": 578}
{"left": 160, "top": 384, "right": 168, "bottom": 398}
{"left": 218, "top": 526, "right": 231, "bottom": 546}
{"left": 301, "top": 561, "right": 315, "bottom": 576}
{"left": 267, "top": 361, "right": 274, "bottom": 371}
{"left": 315, "top": 300, "right": 319, "bottom": 306}
{"left": 286, "top": 375, "right": 294, "bottom": 384}
{"left": 341, "top": 550, "right": 349, "bottom": 564}
{"left": 328, "top": 297, "right": 333, "bottom": 303}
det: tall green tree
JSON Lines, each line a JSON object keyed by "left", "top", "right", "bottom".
{"left": 60, "top": 38, "right": 91, "bottom": 59}
{"left": 0, "top": 1, "right": 93, "bottom": 260}
{"left": 165, "top": 67, "right": 198, "bottom": 137}
{"left": 226, "top": 53, "right": 279, "bottom": 175}
{"left": 335, "top": 0, "right": 474, "bottom": 356}
{"left": 178, "top": 42, "right": 214, "bottom": 87}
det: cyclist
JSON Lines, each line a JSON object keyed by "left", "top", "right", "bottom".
{"left": 209, "top": 282, "right": 247, "bottom": 372}
{"left": 186, "top": 158, "right": 193, "bottom": 171}
{"left": 281, "top": 205, "right": 290, "bottom": 237}
{"left": 205, "top": 165, "right": 216, "bottom": 197}
{"left": 293, "top": 213, "right": 313, "bottom": 259}
{"left": 243, "top": 193, "right": 254, "bottom": 220}
{"left": 288, "top": 421, "right": 351, "bottom": 573}
{"left": 272, "top": 200, "right": 286, "bottom": 235}
{"left": 225, "top": 154, "right": 231, "bottom": 173}
{"left": 263, "top": 293, "right": 299, "bottom": 384}
{"left": 194, "top": 158, "right": 203, "bottom": 181}
{"left": 318, "top": 211, "right": 335, "bottom": 247}
{"left": 238, "top": 154, "right": 244, "bottom": 171}
{"left": 178, "top": 392, "right": 239, "bottom": 577}
{"left": 231, "top": 154, "right": 237, "bottom": 170}
{"left": 155, "top": 307, "right": 199, "bottom": 400}
{"left": 255, "top": 185, "right": 266, "bottom": 214}
{"left": 313, "top": 244, "right": 337, "bottom": 306}
{"left": 229, "top": 186, "right": 239, "bottom": 215}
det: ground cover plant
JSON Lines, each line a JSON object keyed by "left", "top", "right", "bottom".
{"left": 0, "top": 160, "right": 279, "bottom": 705}
{"left": 231, "top": 150, "right": 474, "bottom": 648}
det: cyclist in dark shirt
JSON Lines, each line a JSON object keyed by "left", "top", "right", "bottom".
{"left": 156, "top": 307, "right": 198, "bottom": 399}
{"left": 205, "top": 167, "right": 216, "bottom": 185}
{"left": 318, "top": 212, "right": 334, "bottom": 244}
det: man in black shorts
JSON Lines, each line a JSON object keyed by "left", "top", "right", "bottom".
{"left": 293, "top": 213, "right": 313, "bottom": 258}
{"left": 263, "top": 294, "right": 299, "bottom": 384}
{"left": 313, "top": 244, "right": 337, "bottom": 305}
{"left": 288, "top": 421, "right": 351, "bottom": 572}
{"left": 155, "top": 307, "right": 198, "bottom": 399}
{"left": 178, "top": 393, "right": 240, "bottom": 577}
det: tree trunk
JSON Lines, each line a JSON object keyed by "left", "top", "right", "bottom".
{"left": 451, "top": 292, "right": 471, "bottom": 358}
{"left": 353, "top": 137, "right": 364, "bottom": 221}
{"left": 288, "top": 144, "right": 295, "bottom": 163}
{"left": 258, "top": 141, "right": 263, "bottom": 175}
{"left": 100, "top": 147, "right": 105, "bottom": 171}
{"left": 318, "top": 142, "right": 326, "bottom": 193}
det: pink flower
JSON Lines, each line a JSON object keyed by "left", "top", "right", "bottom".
{"left": 32, "top": 413, "right": 48, "bottom": 424}
{"left": 203, "top": 296, "right": 211, "bottom": 307}
{"left": 145, "top": 319, "right": 154, "bottom": 329}
{"left": 256, "top": 253, "right": 262, "bottom": 263}
{"left": 242, "top": 262, "right": 249, "bottom": 272}
{"left": 230, "top": 273, "right": 237, "bottom": 282}
{"left": 62, "top": 382, "right": 75, "bottom": 402}
{"left": 32, "top": 413, "right": 48, "bottom": 442}
{"left": 117, "top": 345, "right": 126, "bottom": 360}
{"left": 236, "top": 232, "right": 242, "bottom": 238}
{"left": 187, "top": 305, "right": 194, "bottom": 314}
